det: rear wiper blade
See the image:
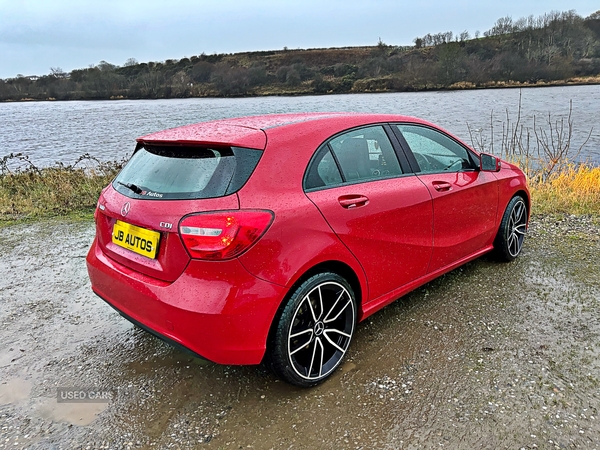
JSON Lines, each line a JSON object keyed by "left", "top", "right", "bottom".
{"left": 117, "top": 181, "right": 143, "bottom": 195}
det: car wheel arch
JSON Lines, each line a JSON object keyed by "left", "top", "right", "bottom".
{"left": 291, "top": 260, "right": 363, "bottom": 313}
{"left": 263, "top": 260, "right": 365, "bottom": 363}
{"left": 516, "top": 190, "right": 530, "bottom": 211}
{"left": 494, "top": 193, "right": 529, "bottom": 261}
{"left": 501, "top": 190, "right": 530, "bottom": 221}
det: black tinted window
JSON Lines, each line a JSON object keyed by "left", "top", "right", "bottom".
{"left": 304, "top": 146, "right": 343, "bottom": 189}
{"left": 113, "top": 145, "right": 261, "bottom": 200}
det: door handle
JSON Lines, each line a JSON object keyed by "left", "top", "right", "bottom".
{"left": 338, "top": 195, "right": 369, "bottom": 209}
{"left": 432, "top": 181, "right": 452, "bottom": 192}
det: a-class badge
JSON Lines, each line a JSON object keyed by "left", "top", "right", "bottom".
{"left": 121, "top": 202, "right": 131, "bottom": 217}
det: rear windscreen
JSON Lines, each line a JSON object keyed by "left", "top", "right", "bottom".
{"left": 112, "top": 144, "right": 262, "bottom": 200}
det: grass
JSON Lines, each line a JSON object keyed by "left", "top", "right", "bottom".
{"left": 0, "top": 149, "right": 598, "bottom": 224}
{"left": 529, "top": 164, "right": 600, "bottom": 215}
{"left": 0, "top": 154, "right": 122, "bottom": 223}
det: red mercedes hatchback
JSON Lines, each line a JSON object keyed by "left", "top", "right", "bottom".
{"left": 87, "top": 113, "right": 529, "bottom": 387}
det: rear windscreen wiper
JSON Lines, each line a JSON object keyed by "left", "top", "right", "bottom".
{"left": 117, "top": 181, "right": 143, "bottom": 195}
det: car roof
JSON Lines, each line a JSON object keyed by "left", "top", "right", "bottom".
{"left": 137, "top": 113, "right": 435, "bottom": 149}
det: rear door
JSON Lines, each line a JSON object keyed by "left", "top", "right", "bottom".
{"left": 393, "top": 124, "right": 499, "bottom": 273}
{"left": 304, "top": 125, "right": 433, "bottom": 303}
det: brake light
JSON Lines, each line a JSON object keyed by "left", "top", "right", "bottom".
{"left": 179, "top": 210, "right": 274, "bottom": 260}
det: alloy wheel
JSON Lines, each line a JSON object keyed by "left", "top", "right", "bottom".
{"left": 507, "top": 198, "right": 527, "bottom": 258}
{"left": 287, "top": 281, "right": 355, "bottom": 381}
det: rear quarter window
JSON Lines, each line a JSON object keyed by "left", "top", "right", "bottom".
{"left": 113, "top": 145, "right": 262, "bottom": 200}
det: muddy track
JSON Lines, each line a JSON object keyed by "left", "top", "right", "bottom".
{"left": 1, "top": 215, "right": 599, "bottom": 449}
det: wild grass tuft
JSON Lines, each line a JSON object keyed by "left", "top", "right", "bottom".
{"left": 0, "top": 153, "right": 123, "bottom": 222}
{"left": 529, "top": 164, "right": 600, "bottom": 215}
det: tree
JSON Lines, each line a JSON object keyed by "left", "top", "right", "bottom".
{"left": 437, "top": 43, "right": 467, "bottom": 85}
{"left": 358, "top": 57, "right": 386, "bottom": 77}
{"left": 50, "top": 67, "right": 67, "bottom": 78}
{"left": 247, "top": 63, "right": 268, "bottom": 86}
{"left": 276, "top": 66, "right": 289, "bottom": 83}
{"left": 210, "top": 63, "right": 250, "bottom": 95}
{"left": 97, "top": 61, "right": 116, "bottom": 71}
{"left": 285, "top": 68, "right": 301, "bottom": 86}
{"left": 170, "top": 71, "right": 192, "bottom": 97}
{"left": 133, "top": 69, "right": 164, "bottom": 98}
{"left": 191, "top": 61, "right": 213, "bottom": 82}
{"left": 484, "top": 16, "right": 515, "bottom": 36}
{"left": 312, "top": 73, "right": 332, "bottom": 93}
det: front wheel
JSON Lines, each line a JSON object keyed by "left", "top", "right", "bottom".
{"left": 495, "top": 196, "right": 528, "bottom": 261}
{"left": 268, "top": 272, "right": 356, "bottom": 387}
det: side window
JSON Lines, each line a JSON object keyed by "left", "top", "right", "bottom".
{"left": 304, "top": 145, "right": 343, "bottom": 189}
{"left": 304, "top": 125, "right": 404, "bottom": 190}
{"left": 396, "top": 125, "right": 476, "bottom": 173}
{"left": 329, "top": 125, "right": 402, "bottom": 182}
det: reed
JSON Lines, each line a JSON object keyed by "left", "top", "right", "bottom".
{"left": 468, "top": 91, "right": 598, "bottom": 216}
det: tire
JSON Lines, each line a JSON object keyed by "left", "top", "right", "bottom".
{"left": 495, "top": 196, "right": 528, "bottom": 262}
{"left": 267, "top": 272, "right": 356, "bottom": 387}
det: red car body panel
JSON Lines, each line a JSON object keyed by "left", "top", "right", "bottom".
{"left": 360, "top": 240, "right": 494, "bottom": 319}
{"left": 306, "top": 176, "right": 433, "bottom": 302}
{"left": 138, "top": 122, "right": 268, "bottom": 149}
{"left": 88, "top": 239, "right": 286, "bottom": 364}
{"left": 416, "top": 170, "right": 499, "bottom": 272}
{"left": 236, "top": 195, "right": 366, "bottom": 291}
{"left": 86, "top": 112, "right": 530, "bottom": 366}
{"left": 493, "top": 161, "right": 531, "bottom": 211}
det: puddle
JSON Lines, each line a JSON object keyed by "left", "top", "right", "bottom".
{"left": 35, "top": 398, "right": 108, "bottom": 426}
{"left": 0, "top": 378, "right": 32, "bottom": 405}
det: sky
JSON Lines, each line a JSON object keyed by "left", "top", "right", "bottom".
{"left": 1, "top": 0, "right": 599, "bottom": 79}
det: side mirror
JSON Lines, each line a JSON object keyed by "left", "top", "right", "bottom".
{"left": 480, "top": 153, "right": 501, "bottom": 172}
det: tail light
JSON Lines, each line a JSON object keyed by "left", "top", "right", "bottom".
{"left": 179, "top": 210, "right": 274, "bottom": 260}
{"left": 94, "top": 202, "right": 105, "bottom": 222}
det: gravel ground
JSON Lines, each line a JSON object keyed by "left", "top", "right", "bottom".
{"left": 0, "top": 214, "right": 599, "bottom": 449}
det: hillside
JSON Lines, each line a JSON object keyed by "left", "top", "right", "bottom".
{"left": 1, "top": 9, "right": 599, "bottom": 101}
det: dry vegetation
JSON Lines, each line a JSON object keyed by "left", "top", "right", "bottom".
{"left": 0, "top": 143, "right": 597, "bottom": 224}
{"left": 0, "top": 154, "right": 122, "bottom": 222}
{"left": 530, "top": 164, "right": 600, "bottom": 215}
{"left": 468, "top": 93, "right": 599, "bottom": 216}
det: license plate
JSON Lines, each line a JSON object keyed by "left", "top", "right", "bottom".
{"left": 112, "top": 220, "right": 160, "bottom": 259}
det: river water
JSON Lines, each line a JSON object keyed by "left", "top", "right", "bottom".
{"left": 1, "top": 85, "right": 599, "bottom": 167}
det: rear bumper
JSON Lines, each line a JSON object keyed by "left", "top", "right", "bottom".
{"left": 86, "top": 238, "right": 287, "bottom": 365}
